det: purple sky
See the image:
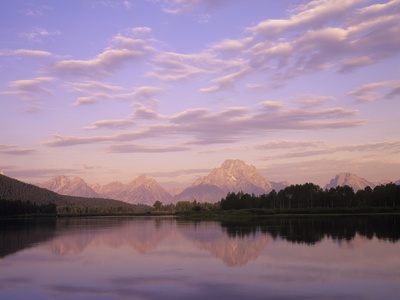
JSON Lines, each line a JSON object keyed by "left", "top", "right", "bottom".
{"left": 1, "top": 0, "right": 399, "bottom": 187}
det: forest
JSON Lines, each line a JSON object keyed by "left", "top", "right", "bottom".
{"left": 219, "top": 183, "right": 400, "bottom": 211}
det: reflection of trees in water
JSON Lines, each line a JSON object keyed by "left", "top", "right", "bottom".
{"left": 0, "top": 219, "right": 57, "bottom": 258}
{"left": 1, "top": 216, "right": 399, "bottom": 266}
{"left": 220, "top": 215, "right": 400, "bottom": 245}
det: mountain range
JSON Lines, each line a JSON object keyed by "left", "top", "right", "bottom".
{"left": 39, "top": 175, "right": 99, "bottom": 198}
{"left": 37, "top": 159, "right": 399, "bottom": 204}
{"left": 0, "top": 174, "right": 144, "bottom": 211}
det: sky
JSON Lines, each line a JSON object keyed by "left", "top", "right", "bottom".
{"left": 1, "top": 0, "right": 400, "bottom": 188}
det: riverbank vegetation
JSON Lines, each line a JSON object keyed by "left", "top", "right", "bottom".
{"left": 158, "top": 183, "right": 400, "bottom": 218}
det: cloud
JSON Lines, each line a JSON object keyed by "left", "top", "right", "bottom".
{"left": 133, "top": 106, "right": 162, "bottom": 119}
{"left": 73, "top": 96, "right": 99, "bottom": 105}
{"left": 247, "top": 0, "right": 365, "bottom": 37}
{"left": 106, "top": 144, "right": 189, "bottom": 153}
{"left": 145, "top": 0, "right": 400, "bottom": 93}
{"left": 189, "top": 0, "right": 400, "bottom": 90}
{"left": 45, "top": 101, "right": 363, "bottom": 148}
{"left": 158, "top": 0, "right": 232, "bottom": 14}
{"left": 52, "top": 48, "right": 149, "bottom": 77}
{"left": 200, "top": 66, "right": 252, "bottom": 93}
{"left": 131, "top": 27, "right": 151, "bottom": 34}
{"left": 211, "top": 38, "right": 252, "bottom": 53}
{"left": 84, "top": 119, "right": 135, "bottom": 130}
{"left": 19, "top": 27, "right": 61, "bottom": 42}
{"left": 14, "top": 49, "right": 53, "bottom": 58}
{"left": 0, "top": 167, "right": 83, "bottom": 179}
{"left": 255, "top": 140, "right": 326, "bottom": 150}
{"left": 3, "top": 77, "right": 55, "bottom": 100}
{"left": 0, "top": 145, "right": 36, "bottom": 155}
{"left": 148, "top": 52, "right": 209, "bottom": 81}
{"left": 263, "top": 140, "right": 400, "bottom": 160}
{"left": 51, "top": 30, "right": 155, "bottom": 78}
{"left": 128, "top": 86, "right": 163, "bottom": 100}
{"left": 296, "top": 94, "right": 335, "bottom": 108}
{"left": 338, "top": 140, "right": 400, "bottom": 153}
{"left": 337, "top": 56, "right": 376, "bottom": 73}
{"left": 70, "top": 84, "right": 163, "bottom": 106}
{"left": 148, "top": 50, "right": 245, "bottom": 83}
{"left": 66, "top": 81, "right": 123, "bottom": 93}
{"left": 347, "top": 81, "right": 400, "bottom": 102}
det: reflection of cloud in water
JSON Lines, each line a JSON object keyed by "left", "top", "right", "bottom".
{"left": 43, "top": 219, "right": 173, "bottom": 255}
{"left": 194, "top": 233, "right": 271, "bottom": 266}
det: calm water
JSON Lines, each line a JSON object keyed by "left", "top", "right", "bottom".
{"left": 0, "top": 216, "right": 399, "bottom": 300}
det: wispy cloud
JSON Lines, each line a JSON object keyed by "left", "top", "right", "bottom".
{"left": 150, "top": 0, "right": 400, "bottom": 92}
{"left": 45, "top": 100, "right": 363, "bottom": 148}
{"left": 84, "top": 119, "right": 135, "bottom": 130}
{"left": 2, "top": 77, "right": 55, "bottom": 100}
{"left": 348, "top": 80, "right": 400, "bottom": 102}
{"left": 0, "top": 145, "right": 36, "bottom": 155}
{"left": 13, "top": 49, "right": 53, "bottom": 58}
{"left": 263, "top": 140, "right": 400, "bottom": 160}
{"left": 248, "top": 0, "right": 365, "bottom": 37}
{"left": 50, "top": 28, "right": 155, "bottom": 78}
{"left": 70, "top": 84, "right": 163, "bottom": 106}
{"left": 65, "top": 81, "right": 123, "bottom": 93}
{"left": 156, "top": 0, "right": 232, "bottom": 14}
{"left": 19, "top": 27, "right": 61, "bottom": 42}
{"left": 106, "top": 144, "right": 189, "bottom": 153}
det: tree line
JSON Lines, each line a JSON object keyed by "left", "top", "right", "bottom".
{"left": 153, "top": 199, "right": 220, "bottom": 212}
{"left": 0, "top": 199, "right": 57, "bottom": 216}
{"left": 220, "top": 183, "right": 400, "bottom": 211}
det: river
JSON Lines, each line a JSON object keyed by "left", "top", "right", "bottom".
{"left": 0, "top": 215, "right": 399, "bottom": 299}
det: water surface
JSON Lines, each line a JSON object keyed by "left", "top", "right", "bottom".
{"left": 1, "top": 216, "right": 399, "bottom": 299}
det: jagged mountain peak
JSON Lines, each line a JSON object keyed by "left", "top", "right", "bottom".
{"left": 89, "top": 176, "right": 172, "bottom": 205}
{"left": 40, "top": 175, "right": 99, "bottom": 198}
{"left": 193, "top": 159, "right": 271, "bottom": 191}
{"left": 128, "top": 175, "right": 158, "bottom": 188}
{"left": 176, "top": 159, "right": 273, "bottom": 203}
{"left": 221, "top": 159, "right": 253, "bottom": 170}
{"left": 325, "top": 173, "right": 375, "bottom": 191}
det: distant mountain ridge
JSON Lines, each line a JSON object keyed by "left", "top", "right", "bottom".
{"left": 91, "top": 175, "right": 173, "bottom": 205}
{"left": 40, "top": 175, "right": 172, "bottom": 205}
{"left": 324, "top": 173, "right": 375, "bottom": 191}
{"left": 37, "top": 160, "right": 399, "bottom": 204}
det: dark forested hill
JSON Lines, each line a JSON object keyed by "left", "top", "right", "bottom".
{"left": 0, "top": 174, "right": 150, "bottom": 215}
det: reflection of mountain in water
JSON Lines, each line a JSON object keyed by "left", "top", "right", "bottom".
{"left": 194, "top": 234, "right": 270, "bottom": 267}
{"left": 45, "top": 218, "right": 174, "bottom": 255}
{"left": 176, "top": 221, "right": 271, "bottom": 266}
